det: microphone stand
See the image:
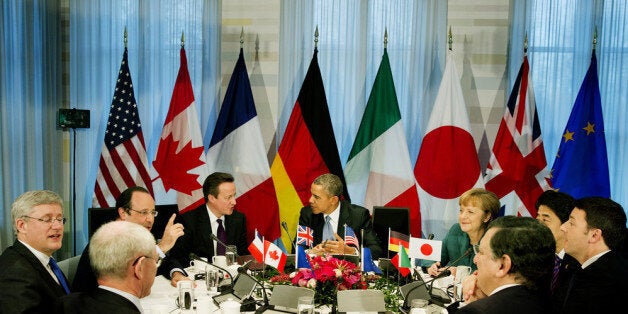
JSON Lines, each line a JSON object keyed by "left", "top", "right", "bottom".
{"left": 232, "top": 273, "right": 268, "bottom": 313}
{"left": 210, "top": 233, "right": 239, "bottom": 258}
{"left": 401, "top": 270, "right": 451, "bottom": 312}
{"left": 189, "top": 253, "right": 234, "bottom": 291}
{"left": 281, "top": 221, "right": 297, "bottom": 254}
{"left": 401, "top": 247, "right": 472, "bottom": 312}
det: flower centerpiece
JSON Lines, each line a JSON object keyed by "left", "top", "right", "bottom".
{"left": 269, "top": 254, "right": 368, "bottom": 307}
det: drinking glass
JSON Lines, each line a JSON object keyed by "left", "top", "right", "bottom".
{"left": 226, "top": 245, "right": 237, "bottom": 265}
{"left": 205, "top": 268, "right": 219, "bottom": 294}
{"left": 177, "top": 280, "right": 195, "bottom": 311}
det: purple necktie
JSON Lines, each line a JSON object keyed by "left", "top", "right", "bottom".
{"left": 216, "top": 218, "right": 227, "bottom": 255}
{"left": 551, "top": 255, "right": 562, "bottom": 292}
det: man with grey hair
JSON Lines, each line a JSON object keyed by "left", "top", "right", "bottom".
{"left": 0, "top": 190, "right": 70, "bottom": 313}
{"left": 299, "top": 173, "right": 382, "bottom": 258}
{"left": 56, "top": 220, "right": 158, "bottom": 313}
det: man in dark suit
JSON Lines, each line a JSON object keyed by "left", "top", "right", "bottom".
{"left": 73, "top": 186, "right": 184, "bottom": 292}
{"left": 57, "top": 220, "right": 158, "bottom": 313}
{"left": 0, "top": 190, "right": 70, "bottom": 313}
{"left": 167, "top": 172, "right": 248, "bottom": 287}
{"left": 458, "top": 216, "right": 555, "bottom": 314}
{"left": 299, "top": 173, "right": 382, "bottom": 259}
{"left": 552, "top": 197, "right": 628, "bottom": 313}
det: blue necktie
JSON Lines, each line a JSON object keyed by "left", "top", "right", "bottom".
{"left": 216, "top": 218, "right": 227, "bottom": 255}
{"left": 551, "top": 255, "right": 562, "bottom": 292}
{"left": 49, "top": 257, "right": 70, "bottom": 294}
{"left": 323, "top": 215, "right": 334, "bottom": 241}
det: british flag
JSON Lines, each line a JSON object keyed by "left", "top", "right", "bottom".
{"left": 484, "top": 56, "right": 550, "bottom": 217}
{"left": 296, "top": 225, "right": 314, "bottom": 247}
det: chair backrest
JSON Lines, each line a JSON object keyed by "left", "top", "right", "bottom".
{"left": 57, "top": 255, "right": 82, "bottom": 284}
{"left": 372, "top": 206, "right": 410, "bottom": 254}
{"left": 88, "top": 204, "right": 179, "bottom": 239}
{"left": 337, "top": 289, "right": 386, "bottom": 313}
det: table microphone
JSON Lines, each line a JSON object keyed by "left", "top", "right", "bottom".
{"left": 281, "top": 221, "right": 297, "bottom": 254}
{"left": 189, "top": 253, "right": 233, "bottom": 290}
{"left": 401, "top": 269, "right": 452, "bottom": 311}
{"left": 401, "top": 248, "right": 472, "bottom": 311}
{"left": 210, "top": 233, "right": 239, "bottom": 257}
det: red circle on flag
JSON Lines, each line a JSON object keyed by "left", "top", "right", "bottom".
{"left": 420, "top": 243, "right": 433, "bottom": 256}
{"left": 415, "top": 126, "right": 481, "bottom": 198}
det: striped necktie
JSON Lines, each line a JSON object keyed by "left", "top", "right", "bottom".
{"left": 323, "top": 215, "right": 334, "bottom": 241}
{"left": 49, "top": 257, "right": 71, "bottom": 294}
{"left": 551, "top": 254, "right": 562, "bottom": 292}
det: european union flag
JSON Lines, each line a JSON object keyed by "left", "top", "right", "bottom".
{"left": 296, "top": 245, "right": 311, "bottom": 269}
{"left": 361, "top": 247, "right": 382, "bottom": 274}
{"left": 551, "top": 53, "right": 610, "bottom": 198}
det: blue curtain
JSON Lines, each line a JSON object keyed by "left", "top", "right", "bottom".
{"left": 509, "top": 0, "right": 628, "bottom": 215}
{"left": 0, "top": 0, "right": 66, "bottom": 253}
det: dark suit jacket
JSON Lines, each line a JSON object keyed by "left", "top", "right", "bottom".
{"left": 167, "top": 204, "right": 248, "bottom": 276}
{"left": 457, "top": 285, "right": 551, "bottom": 314}
{"left": 299, "top": 200, "right": 382, "bottom": 259}
{"left": 56, "top": 287, "right": 141, "bottom": 313}
{"left": 0, "top": 240, "right": 68, "bottom": 313}
{"left": 553, "top": 250, "right": 628, "bottom": 313}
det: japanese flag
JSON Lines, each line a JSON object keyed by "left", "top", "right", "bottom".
{"left": 409, "top": 237, "right": 442, "bottom": 261}
{"left": 264, "top": 240, "right": 286, "bottom": 273}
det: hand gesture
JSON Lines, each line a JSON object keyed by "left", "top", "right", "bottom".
{"left": 158, "top": 214, "right": 184, "bottom": 253}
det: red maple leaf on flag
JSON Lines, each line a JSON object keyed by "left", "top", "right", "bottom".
{"left": 153, "top": 133, "right": 205, "bottom": 195}
{"left": 269, "top": 250, "right": 279, "bottom": 261}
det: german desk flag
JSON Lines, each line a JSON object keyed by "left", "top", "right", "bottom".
{"left": 388, "top": 230, "right": 410, "bottom": 253}
{"left": 271, "top": 48, "right": 349, "bottom": 253}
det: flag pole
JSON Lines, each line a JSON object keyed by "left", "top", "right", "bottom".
{"left": 384, "top": 27, "right": 388, "bottom": 49}
{"left": 448, "top": 26, "right": 452, "bottom": 51}
{"left": 314, "top": 25, "right": 319, "bottom": 49}
{"left": 240, "top": 27, "right": 244, "bottom": 48}
{"left": 524, "top": 32, "right": 528, "bottom": 56}
{"left": 593, "top": 26, "right": 597, "bottom": 52}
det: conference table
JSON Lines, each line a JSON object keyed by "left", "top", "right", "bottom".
{"left": 141, "top": 262, "right": 454, "bottom": 314}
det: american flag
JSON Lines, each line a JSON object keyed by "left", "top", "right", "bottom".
{"left": 93, "top": 48, "right": 153, "bottom": 207}
{"left": 344, "top": 225, "right": 359, "bottom": 248}
{"left": 296, "top": 225, "right": 314, "bottom": 247}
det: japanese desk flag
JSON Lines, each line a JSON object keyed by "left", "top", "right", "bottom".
{"left": 409, "top": 237, "right": 442, "bottom": 261}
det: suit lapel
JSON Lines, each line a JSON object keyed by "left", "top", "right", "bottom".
{"left": 13, "top": 241, "right": 67, "bottom": 296}
{"left": 337, "top": 202, "right": 350, "bottom": 239}
{"left": 195, "top": 207, "right": 215, "bottom": 258}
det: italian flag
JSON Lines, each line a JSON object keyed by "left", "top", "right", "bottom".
{"left": 344, "top": 49, "right": 421, "bottom": 236}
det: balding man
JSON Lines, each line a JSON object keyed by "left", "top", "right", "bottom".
{"left": 57, "top": 221, "right": 158, "bottom": 313}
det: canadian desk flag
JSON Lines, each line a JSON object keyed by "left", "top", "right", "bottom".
{"left": 264, "top": 240, "right": 286, "bottom": 273}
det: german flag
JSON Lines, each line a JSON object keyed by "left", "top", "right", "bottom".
{"left": 270, "top": 48, "right": 349, "bottom": 253}
{"left": 388, "top": 230, "right": 410, "bottom": 252}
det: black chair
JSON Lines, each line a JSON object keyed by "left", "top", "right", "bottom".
{"left": 88, "top": 204, "right": 179, "bottom": 240}
{"left": 371, "top": 206, "right": 410, "bottom": 256}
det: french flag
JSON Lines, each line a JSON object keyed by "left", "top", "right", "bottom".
{"left": 206, "top": 48, "right": 281, "bottom": 242}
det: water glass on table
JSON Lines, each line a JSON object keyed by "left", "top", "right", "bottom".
{"left": 177, "top": 280, "right": 195, "bottom": 311}
{"left": 205, "top": 267, "right": 220, "bottom": 294}
{"left": 226, "top": 245, "right": 237, "bottom": 265}
{"left": 297, "top": 296, "right": 314, "bottom": 314}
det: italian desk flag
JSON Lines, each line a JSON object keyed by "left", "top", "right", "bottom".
{"left": 391, "top": 246, "right": 411, "bottom": 277}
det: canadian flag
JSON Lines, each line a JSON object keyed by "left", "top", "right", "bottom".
{"left": 264, "top": 240, "right": 286, "bottom": 273}
{"left": 152, "top": 46, "right": 208, "bottom": 212}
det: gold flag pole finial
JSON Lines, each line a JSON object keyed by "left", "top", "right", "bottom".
{"left": 315, "top": 25, "right": 319, "bottom": 49}
{"left": 124, "top": 27, "right": 128, "bottom": 48}
{"left": 524, "top": 33, "right": 528, "bottom": 56}
{"left": 181, "top": 32, "right": 185, "bottom": 47}
{"left": 240, "top": 27, "right": 244, "bottom": 48}
{"left": 593, "top": 26, "right": 598, "bottom": 52}
{"left": 448, "top": 26, "right": 453, "bottom": 51}
{"left": 384, "top": 27, "right": 388, "bottom": 49}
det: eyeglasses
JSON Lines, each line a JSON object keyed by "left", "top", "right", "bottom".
{"left": 472, "top": 244, "right": 481, "bottom": 255}
{"left": 132, "top": 255, "right": 162, "bottom": 267}
{"left": 126, "top": 207, "right": 158, "bottom": 217}
{"left": 22, "top": 216, "right": 66, "bottom": 226}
